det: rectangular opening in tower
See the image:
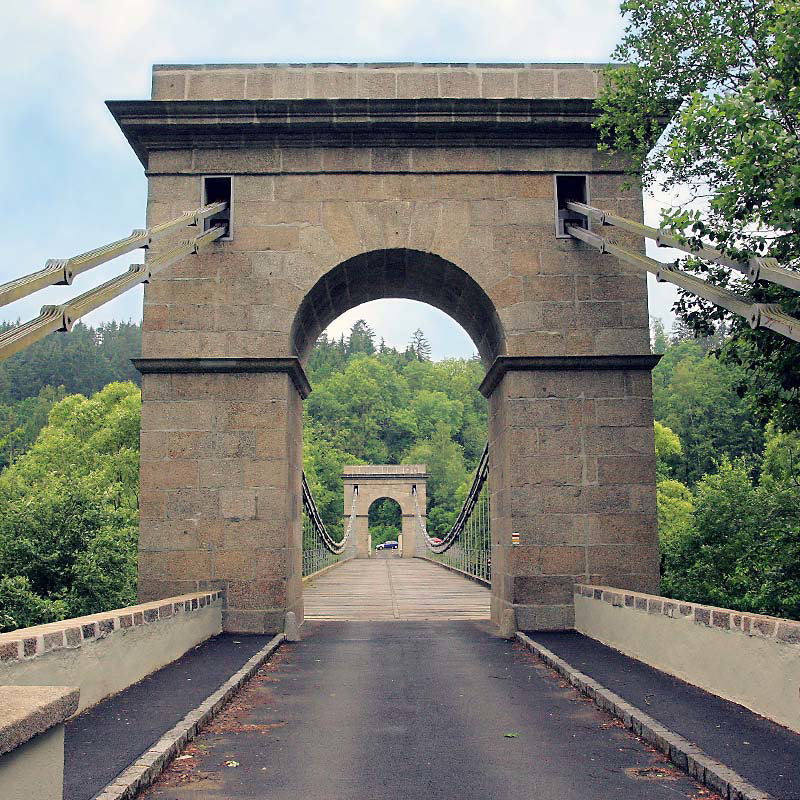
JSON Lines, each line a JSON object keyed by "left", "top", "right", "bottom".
{"left": 202, "top": 176, "right": 233, "bottom": 240}
{"left": 555, "top": 174, "right": 588, "bottom": 238}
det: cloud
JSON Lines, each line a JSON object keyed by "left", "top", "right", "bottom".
{"left": 1, "top": 1, "right": 680, "bottom": 354}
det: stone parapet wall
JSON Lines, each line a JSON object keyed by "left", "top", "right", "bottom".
{"left": 0, "top": 591, "right": 222, "bottom": 712}
{"left": 0, "top": 686, "right": 79, "bottom": 800}
{"left": 0, "top": 685, "right": 79, "bottom": 757}
{"left": 0, "top": 590, "right": 222, "bottom": 664}
{"left": 574, "top": 584, "right": 800, "bottom": 733}
{"left": 151, "top": 63, "right": 607, "bottom": 101}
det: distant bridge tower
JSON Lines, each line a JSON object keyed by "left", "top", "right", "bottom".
{"left": 342, "top": 465, "right": 427, "bottom": 559}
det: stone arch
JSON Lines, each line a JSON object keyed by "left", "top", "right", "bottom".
{"left": 342, "top": 465, "right": 427, "bottom": 559}
{"left": 367, "top": 497, "right": 403, "bottom": 551}
{"left": 290, "top": 248, "right": 505, "bottom": 368}
{"left": 129, "top": 63, "right": 662, "bottom": 637}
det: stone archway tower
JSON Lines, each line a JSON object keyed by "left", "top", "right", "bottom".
{"left": 114, "top": 62, "right": 664, "bottom": 634}
{"left": 342, "top": 465, "right": 427, "bottom": 558}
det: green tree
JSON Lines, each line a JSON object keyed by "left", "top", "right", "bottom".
{"left": 411, "top": 390, "right": 463, "bottom": 440}
{"left": 0, "top": 576, "right": 68, "bottom": 631}
{"left": 652, "top": 337, "right": 763, "bottom": 483}
{"left": 650, "top": 317, "right": 669, "bottom": 354}
{"left": 0, "top": 382, "right": 140, "bottom": 631}
{"left": 0, "top": 385, "right": 67, "bottom": 469}
{"left": 656, "top": 478, "right": 694, "bottom": 579}
{"left": 405, "top": 422, "right": 468, "bottom": 537}
{"left": 597, "top": 0, "right": 800, "bottom": 429}
{"left": 347, "top": 320, "right": 376, "bottom": 356}
{"left": 409, "top": 328, "right": 432, "bottom": 361}
{"left": 661, "top": 457, "right": 800, "bottom": 618}
{"left": 654, "top": 420, "right": 682, "bottom": 479}
{"left": 760, "top": 424, "right": 800, "bottom": 487}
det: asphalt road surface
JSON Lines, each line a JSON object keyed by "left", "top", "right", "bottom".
{"left": 64, "top": 633, "right": 273, "bottom": 800}
{"left": 143, "top": 621, "right": 708, "bottom": 800}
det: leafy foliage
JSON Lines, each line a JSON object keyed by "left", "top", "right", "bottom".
{"left": 598, "top": 0, "right": 800, "bottom": 428}
{"left": 0, "top": 382, "right": 140, "bottom": 631}
{"left": 0, "top": 386, "right": 67, "bottom": 469}
{"left": 656, "top": 478, "right": 694, "bottom": 571}
{"left": 0, "top": 321, "right": 141, "bottom": 468}
{"left": 652, "top": 334, "right": 764, "bottom": 483}
{"left": 651, "top": 326, "right": 800, "bottom": 618}
{"left": 654, "top": 420, "right": 682, "bottom": 479}
{"left": 304, "top": 322, "right": 486, "bottom": 543}
{"left": 660, "top": 456, "right": 800, "bottom": 618}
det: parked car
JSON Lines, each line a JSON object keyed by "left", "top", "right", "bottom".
{"left": 430, "top": 537, "right": 443, "bottom": 545}
{"left": 376, "top": 540, "right": 399, "bottom": 550}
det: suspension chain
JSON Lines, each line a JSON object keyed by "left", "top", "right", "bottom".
{"left": 340, "top": 486, "right": 358, "bottom": 549}
{"left": 413, "top": 443, "right": 489, "bottom": 555}
{"left": 301, "top": 473, "right": 356, "bottom": 556}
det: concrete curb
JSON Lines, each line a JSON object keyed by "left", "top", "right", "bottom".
{"left": 516, "top": 632, "right": 772, "bottom": 800}
{"left": 91, "top": 633, "right": 286, "bottom": 800}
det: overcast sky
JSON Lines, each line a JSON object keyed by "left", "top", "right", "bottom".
{"left": 0, "top": 0, "right": 680, "bottom": 360}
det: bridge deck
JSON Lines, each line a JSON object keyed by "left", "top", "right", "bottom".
{"left": 303, "top": 556, "right": 490, "bottom": 620}
{"left": 143, "top": 621, "right": 705, "bottom": 800}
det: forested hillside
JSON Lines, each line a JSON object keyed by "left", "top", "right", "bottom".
{"left": 0, "top": 316, "right": 798, "bottom": 630}
{"left": 652, "top": 322, "right": 800, "bottom": 618}
{"left": 0, "top": 382, "right": 140, "bottom": 629}
{"left": 0, "top": 322, "right": 141, "bottom": 469}
{"left": 303, "top": 322, "right": 486, "bottom": 545}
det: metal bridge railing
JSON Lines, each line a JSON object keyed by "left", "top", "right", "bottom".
{"left": 565, "top": 201, "right": 800, "bottom": 343}
{"left": 0, "top": 202, "right": 229, "bottom": 361}
{"left": 413, "top": 443, "right": 491, "bottom": 584}
{"left": 302, "top": 473, "right": 356, "bottom": 577}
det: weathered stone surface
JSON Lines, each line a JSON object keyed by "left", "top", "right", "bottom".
{"left": 0, "top": 685, "right": 79, "bottom": 756}
{"left": 120, "top": 62, "right": 659, "bottom": 633}
{"left": 151, "top": 63, "right": 606, "bottom": 101}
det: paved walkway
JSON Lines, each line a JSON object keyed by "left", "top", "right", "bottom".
{"left": 303, "top": 556, "right": 490, "bottom": 621}
{"left": 532, "top": 631, "right": 800, "bottom": 799}
{"left": 63, "top": 634, "right": 274, "bottom": 800}
{"left": 143, "top": 621, "right": 707, "bottom": 800}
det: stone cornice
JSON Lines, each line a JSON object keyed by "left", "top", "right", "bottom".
{"left": 107, "top": 97, "right": 604, "bottom": 167}
{"left": 341, "top": 471, "right": 429, "bottom": 481}
{"left": 132, "top": 357, "right": 312, "bottom": 398}
{"left": 479, "top": 354, "right": 662, "bottom": 398}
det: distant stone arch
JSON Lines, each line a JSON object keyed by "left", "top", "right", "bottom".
{"left": 342, "top": 465, "right": 427, "bottom": 558}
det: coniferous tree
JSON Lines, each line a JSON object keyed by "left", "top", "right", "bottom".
{"left": 409, "top": 329, "right": 431, "bottom": 361}
{"left": 347, "top": 320, "right": 376, "bottom": 355}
